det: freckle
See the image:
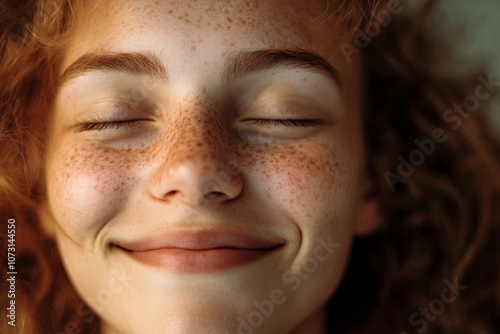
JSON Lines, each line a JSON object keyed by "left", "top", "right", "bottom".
{"left": 168, "top": 9, "right": 173, "bottom": 14}
{"left": 227, "top": 17, "right": 233, "bottom": 23}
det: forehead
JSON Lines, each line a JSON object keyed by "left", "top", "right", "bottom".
{"left": 64, "top": 0, "right": 336, "bottom": 68}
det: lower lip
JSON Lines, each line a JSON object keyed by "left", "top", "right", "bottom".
{"left": 119, "top": 247, "right": 279, "bottom": 274}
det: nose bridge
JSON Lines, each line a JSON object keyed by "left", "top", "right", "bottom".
{"left": 150, "top": 98, "right": 241, "bottom": 205}
{"left": 166, "top": 106, "right": 229, "bottom": 172}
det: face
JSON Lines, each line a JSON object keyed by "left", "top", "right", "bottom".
{"left": 43, "top": 0, "right": 380, "bottom": 333}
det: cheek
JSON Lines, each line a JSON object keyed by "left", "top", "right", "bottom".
{"left": 46, "top": 144, "right": 143, "bottom": 238}
{"left": 246, "top": 135, "right": 360, "bottom": 233}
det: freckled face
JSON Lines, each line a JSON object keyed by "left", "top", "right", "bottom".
{"left": 44, "top": 0, "right": 373, "bottom": 333}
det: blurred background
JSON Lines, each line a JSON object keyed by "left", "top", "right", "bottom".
{"left": 424, "top": 0, "right": 500, "bottom": 130}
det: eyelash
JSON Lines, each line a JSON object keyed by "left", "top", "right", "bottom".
{"left": 78, "top": 120, "right": 144, "bottom": 132}
{"left": 79, "top": 119, "right": 319, "bottom": 132}
{"left": 248, "top": 119, "right": 320, "bottom": 127}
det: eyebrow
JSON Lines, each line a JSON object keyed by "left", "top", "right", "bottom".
{"left": 58, "top": 49, "right": 341, "bottom": 89}
{"left": 58, "top": 51, "right": 169, "bottom": 87}
{"left": 221, "top": 49, "right": 341, "bottom": 87}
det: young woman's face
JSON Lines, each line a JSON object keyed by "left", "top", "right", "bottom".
{"left": 44, "top": 0, "right": 379, "bottom": 333}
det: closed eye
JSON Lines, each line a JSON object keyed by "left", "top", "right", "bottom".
{"left": 77, "top": 119, "right": 320, "bottom": 132}
{"left": 246, "top": 119, "right": 321, "bottom": 127}
{"left": 78, "top": 120, "right": 146, "bottom": 132}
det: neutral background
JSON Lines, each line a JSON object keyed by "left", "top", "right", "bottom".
{"left": 426, "top": 0, "right": 500, "bottom": 130}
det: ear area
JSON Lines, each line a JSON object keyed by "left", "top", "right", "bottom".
{"left": 352, "top": 178, "right": 384, "bottom": 236}
{"left": 36, "top": 201, "right": 56, "bottom": 238}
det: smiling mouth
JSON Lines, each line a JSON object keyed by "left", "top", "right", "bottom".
{"left": 115, "top": 246, "right": 282, "bottom": 274}
{"left": 112, "top": 229, "right": 285, "bottom": 274}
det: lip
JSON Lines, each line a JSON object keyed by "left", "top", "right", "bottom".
{"left": 112, "top": 229, "right": 285, "bottom": 274}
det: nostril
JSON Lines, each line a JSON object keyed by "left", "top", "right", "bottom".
{"left": 151, "top": 160, "right": 243, "bottom": 204}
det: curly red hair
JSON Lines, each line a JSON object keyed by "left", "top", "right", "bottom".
{"left": 1, "top": 0, "right": 499, "bottom": 333}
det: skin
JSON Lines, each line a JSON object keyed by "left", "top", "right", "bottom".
{"left": 42, "top": 0, "right": 381, "bottom": 333}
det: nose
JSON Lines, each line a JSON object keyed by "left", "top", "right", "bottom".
{"left": 150, "top": 112, "right": 243, "bottom": 207}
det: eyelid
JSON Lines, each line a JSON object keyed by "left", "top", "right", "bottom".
{"left": 246, "top": 119, "right": 321, "bottom": 127}
{"left": 75, "top": 96, "right": 158, "bottom": 121}
{"left": 240, "top": 101, "right": 318, "bottom": 120}
{"left": 77, "top": 119, "right": 147, "bottom": 132}
{"left": 73, "top": 98, "right": 159, "bottom": 132}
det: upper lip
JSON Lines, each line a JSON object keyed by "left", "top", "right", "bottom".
{"left": 112, "top": 228, "right": 285, "bottom": 252}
